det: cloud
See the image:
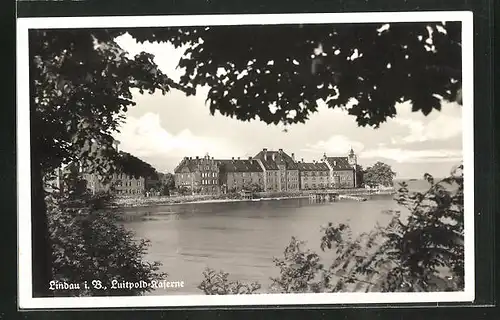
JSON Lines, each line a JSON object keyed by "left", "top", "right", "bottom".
{"left": 360, "top": 147, "right": 462, "bottom": 163}
{"left": 301, "top": 134, "right": 365, "bottom": 155}
{"left": 113, "top": 112, "right": 242, "bottom": 162}
{"left": 388, "top": 106, "right": 462, "bottom": 145}
{"left": 114, "top": 33, "right": 186, "bottom": 81}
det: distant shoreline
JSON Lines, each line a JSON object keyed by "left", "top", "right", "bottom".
{"left": 112, "top": 189, "right": 395, "bottom": 209}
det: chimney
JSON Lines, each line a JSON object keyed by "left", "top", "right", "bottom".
{"left": 278, "top": 148, "right": 283, "bottom": 153}
{"left": 248, "top": 156, "right": 252, "bottom": 160}
{"left": 301, "top": 158, "right": 304, "bottom": 163}
{"left": 237, "top": 157, "right": 240, "bottom": 160}
{"left": 232, "top": 157, "right": 235, "bottom": 160}
{"left": 196, "top": 156, "right": 199, "bottom": 159}
{"left": 291, "top": 153, "right": 295, "bottom": 161}
{"left": 184, "top": 156, "right": 188, "bottom": 160}
{"left": 263, "top": 148, "right": 268, "bottom": 152}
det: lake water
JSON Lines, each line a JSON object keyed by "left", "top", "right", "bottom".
{"left": 121, "top": 194, "right": 412, "bottom": 295}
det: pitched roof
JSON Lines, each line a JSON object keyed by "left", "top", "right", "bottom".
{"left": 175, "top": 157, "right": 264, "bottom": 173}
{"left": 324, "top": 157, "right": 353, "bottom": 170}
{"left": 173, "top": 158, "right": 188, "bottom": 173}
{"left": 297, "top": 162, "right": 330, "bottom": 171}
{"left": 253, "top": 149, "right": 299, "bottom": 170}
{"left": 218, "top": 159, "right": 263, "bottom": 172}
{"left": 174, "top": 157, "right": 211, "bottom": 173}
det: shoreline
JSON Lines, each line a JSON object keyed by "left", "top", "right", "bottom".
{"left": 112, "top": 189, "right": 395, "bottom": 209}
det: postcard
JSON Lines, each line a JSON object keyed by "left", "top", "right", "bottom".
{"left": 17, "top": 11, "right": 474, "bottom": 309}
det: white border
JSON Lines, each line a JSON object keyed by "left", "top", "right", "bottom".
{"left": 17, "top": 11, "right": 475, "bottom": 309}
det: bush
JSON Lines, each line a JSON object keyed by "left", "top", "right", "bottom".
{"left": 47, "top": 173, "right": 166, "bottom": 297}
{"left": 201, "top": 165, "right": 464, "bottom": 294}
{"left": 198, "top": 268, "right": 261, "bottom": 295}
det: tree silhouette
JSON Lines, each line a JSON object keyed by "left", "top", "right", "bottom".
{"left": 363, "top": 162, "right": 397, "bottom": 187}
{"left": 30, "top": 28, "right": 180, "bottom": 296}
{"left": 129, "top": 21, "right": 462, "bottom": 127}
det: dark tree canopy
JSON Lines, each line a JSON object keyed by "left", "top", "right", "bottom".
{"left": 363, "top": 162, "right": 397, "bottom": 187}
{"left": 163, "top": 173, "right": 176, "bottom": 190}
{"left": 30, "top": 29, "right": 181, "bottom": 179}
{"left": 116, "top": 152, "right": 158, "bottom": 179}
{"left": 31, "top": 22, "right": 462, "bottom": 180}
{"left": 355, "top": 164, "right": 364, "bottom": 187}
{"left": 129, "top": 21, "right": 462, "bottom": 127}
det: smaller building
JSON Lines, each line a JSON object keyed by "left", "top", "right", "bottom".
{"left": 84, "top": 172, "right": 146, "bottom": 196}
{"left": 197, "top": 154, "right": 220, "bottom": 194}
{"left": 253, "top": 148, "right": 299, "bottom": 192}
{"left": 173, "top": 154, "right": 221, "bottom": 194}
{"left": 174, "top": 157, "right": 197, "bottom": 190}
{"left": 218, "top": 157, "right": 264, "bottom": 193}
{"left": 322, "top": 149, "right": 357, "bottom": 189}
{"left": 297, "top": 160, "right": 330, "bottom": 190}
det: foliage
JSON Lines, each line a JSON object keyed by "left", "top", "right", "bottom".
{"left": 202, "top": 165, "right": 464, "bottom": 294}
{"left": 30, "top": 28, "right": 185, "bottom": 294}
{"left": 363, "top": 162, "right": 396, "bottom": 187}
{"left": 152, "top": 172, "right": 176, "bottom": 195}
{"left": 117, "top": 152, "right": 158, "bottom": 180}
{"left": 242, "top": 182, "right": 263, "bottom": 193}
{"left": 355, "top": 164, "right": 365, "bottom": 187}
{"left": 47, "top": 172, "right": 166, "bottom": 297}
{"left": 198, "top": 268, "right": 261, "bottom": 295}
{"left": 270, "top": 237, "right": 325, "bottom": 293}
{"left": 31, "top": 29, "right": 183, "bottom": 179}
{"left": 32, "top": 22, "right": 462, "bottom": 295}
{"left": 176, "top": 186, "right": 191, "bottom": 196}
{"left": 271, "top": 164, "right": 464, "bottom": 293}
{"left": 129, "top": 21, "right": 462, "bottom": 127}
{"left": 163, "top": 173, "right": 176, "bottom": 190}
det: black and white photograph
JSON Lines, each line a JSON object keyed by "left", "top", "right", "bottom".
{"left": 17, "top": 12, "right": 474, "bottom": 309}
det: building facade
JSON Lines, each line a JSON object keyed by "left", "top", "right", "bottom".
{"left": 219, "top": 158, "right": 264, "bottom": 193}
{"left": 84, "top": 172, "right": 147, "bottom": 195}
{"left": 297, "top": 160, "right": 330, "bottom": 190}
{"left": 173, "top": 148, "right": 358, "bottom": 194}
{"left": 173, "top": 154, "right": 221, "bottom": 194}
{"left": 253, "top": 148, "right": 299, "bottom": 192}
{"left": 322, "top": 148, "right": 357, "bottom": 189}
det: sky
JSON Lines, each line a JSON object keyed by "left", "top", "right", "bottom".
{"left": 112, "top": 33, "right": 464, "bottom": 179}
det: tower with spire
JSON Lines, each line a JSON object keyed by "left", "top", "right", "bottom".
{"left": 347, "top": 147, "right": 357, "bottom": 167}
{"left": 347, "top": 147, "right": 357, "bottom": 188}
